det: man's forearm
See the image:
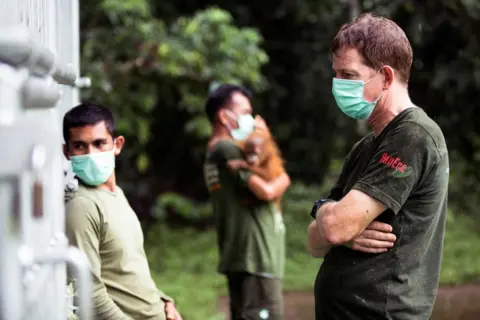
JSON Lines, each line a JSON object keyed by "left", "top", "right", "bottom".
{"left": 307, "top": 201, "right": 340, "bottom": 257}
{"left": 307, "top": 220, "right": 332, "bottom": 258}
{"left": 314, "top": 201, "right": 351, "bottom": 245}
{"left": 248, "top": 173, "right": 291, "bottom": 201}
{"left": 269, "top": 173, "right": 291, "bottom": 198}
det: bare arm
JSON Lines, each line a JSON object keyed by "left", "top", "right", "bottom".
{"left": 315, "top": 190, "right": 386, "bottom": 245}
{"left": 307, "top": 220, "right": 331, "bottom": 258}
{"left": 66, "top": 197, "right": 129, "bottom": 320}
{"left": 247, "top": 172, "right": 291, "bottom": 201}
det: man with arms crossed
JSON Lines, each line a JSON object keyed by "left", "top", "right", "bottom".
{"left": 63, "top": 103, "right": 182, "bottom": 320}
{"left": 307, "top": 14, "right": 449, "bottom": 319}
{"left": 204, "top": 84, "right": 291, "bottom": 320}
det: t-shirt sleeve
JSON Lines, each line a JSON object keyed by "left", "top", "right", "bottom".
{"left": 352, "top": 122, "right": 439, "bottom": 214}
{"left": 214, "top": 141, "right": 253, "bottom": 187}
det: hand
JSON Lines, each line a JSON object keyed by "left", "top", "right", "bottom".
{"left": 227, "top": 159, "right": 248, "bottom": 170}
{"left": 254, "top": 115, "right": 272, "bottom": 137}
{"left": 165, "top": 301, "right": 183, "bottom": 320}
{"left": 345, "top": 221, "right": 396, "bottom": 253}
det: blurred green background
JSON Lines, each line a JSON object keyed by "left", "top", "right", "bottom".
{"left": 79, "top": 0, "right": 480, "bottom": 318}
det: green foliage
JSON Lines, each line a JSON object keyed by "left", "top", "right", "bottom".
{"left": 153, "top": 192, "right": 212, "bottom": 220}
{"left": 79, "top": 0, "right": 480, "bottom": 219}
{"left": 157, "top": 7, "right": 268, "bottom": 138}
{"left": 442, "top": 210, "right": 480, "bottom": 284}
{"left": 145, "top": 182, "right": 480, "bottom": 319}
{"left": 81, "top": 2, "right": 268, "bottom": 175}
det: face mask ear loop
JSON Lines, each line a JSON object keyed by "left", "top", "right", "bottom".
{"left": 365, "top": 68, "right": 383, "bottom": 85}
{"left": 223, "top": 109, "right": 239, "bottom": 131}
{"left": 223, "top": 109, "right": 236, "bottom": 121}
{"left": 364, "top": 67, "right": 387, "bottom": 103}
{"left": 374, "top": 90, "right": 385, "bottom": 103}
{"left": 112, "top": 138, "right": 117, "bottom": 153}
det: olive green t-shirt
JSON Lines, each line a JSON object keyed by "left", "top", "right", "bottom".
{"left": 203, "top": 140, "right": 286, "bottom": 279}
{"left": 65, "top": 182, "right": 173, "bottom": 320}
{"left": 315, "top": 108, "right": 449, "bottom": 320}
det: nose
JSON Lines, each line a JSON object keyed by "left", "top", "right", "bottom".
{"left": 86, "top": 145, "right": 96, "bottom": 154}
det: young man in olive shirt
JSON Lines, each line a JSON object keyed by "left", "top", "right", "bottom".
{"left": 63, "top": 103, "right": 182, "bottom": 320}
{"left": 307, "top": 14, "right": 449, "bottom": 320}
{"left": 204, "top": 84, "right": 291, "bottom": 320}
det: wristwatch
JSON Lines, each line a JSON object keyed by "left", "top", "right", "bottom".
{"left": 310, "top": 199, "right": 334, "bottom": 219}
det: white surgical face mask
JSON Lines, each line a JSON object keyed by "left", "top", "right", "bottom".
{"left": 69, "top": 143, "right": 116, "bottom": 186}
{"left": 332, "top": 69, "right": 385, "bottom": 120}
{"left": 224, "top": 110, "right": 255, "bottom": 141}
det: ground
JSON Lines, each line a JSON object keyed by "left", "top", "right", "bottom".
{"left": 217, "top": 284, "right": 480, "bottom": 320}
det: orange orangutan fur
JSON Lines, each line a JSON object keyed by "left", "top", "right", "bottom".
{"left": 236, "top": 128, "right": 286, "bottom": 211}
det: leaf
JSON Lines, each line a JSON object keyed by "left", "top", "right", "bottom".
{"left": 137, "top": 118, "right": 150, "bottom": 145}
{"left": 136, "top": 153, "right": 150, "bottom": 173}
{"left": 184, "top": 115, "right": 213, "bottom": 137}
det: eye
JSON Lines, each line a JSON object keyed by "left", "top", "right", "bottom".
{"left": 72, "top": 143, "right": 84, "bottom": 150}
{"left": 344, "top": 73, "right": 357, "bottom": 79}
{"left": 93, "top": 140, "right": 106, "bottom": 148}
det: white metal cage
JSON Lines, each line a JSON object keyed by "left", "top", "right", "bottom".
{"left": 0, "top": 1, "right": 92, "bottom": 319}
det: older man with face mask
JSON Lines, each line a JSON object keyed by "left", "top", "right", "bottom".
{"left": 203, "top": 84, "right": 291, "bottom": 320}
{"left": 307, "top": 13, "right": 449, "bottom": 320}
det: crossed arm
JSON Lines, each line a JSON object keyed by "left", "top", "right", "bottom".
{"left": 306, "top": 124, "right": 431, "bottom": 258}
{"left": 307, "top": 189, "right": 395, "bottom": 258}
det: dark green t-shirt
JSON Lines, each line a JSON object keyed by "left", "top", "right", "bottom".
{"left": 204, "top": 140, "right": 285, "bottom": 279}
{"left": 315, "top": 108, "right": 449, "bottom": 320}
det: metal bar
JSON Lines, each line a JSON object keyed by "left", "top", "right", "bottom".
{"left": 22, "top": 75, "right": 60, "bottom": 108}
{"left": 0, "top": 2, "right": 88, "bottom": 320}
{"left": 34, "top": 248, "right": 93, "bottom": 320}
{"left": 0, "top": 25, "right": 77, "bottom": 86}
{"left": 0, "top": 178, "right": 24, "bottom": 320}
{"left": 20, "top": 244, "right": 93, "bottom": 320}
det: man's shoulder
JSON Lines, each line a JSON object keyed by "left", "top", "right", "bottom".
{"left": 397, "top": 108, "right": 448, "bottom": 156}
{"left": 65, "top": 181, "right": 104, "bottom": 221}
{"left": 207, "top": 139, "right": 243, "bottom": 162}
{"left": 355, "top": 133, "right": 375, "bottom": 148}
{"left": 210, "top": 139, "right": 240, "bottom": 152}
{"left": 65, "top": 181, "right": 96, "bottom": 203}
{"left": 349, "top": 133, "right": 374, "bottom": 158}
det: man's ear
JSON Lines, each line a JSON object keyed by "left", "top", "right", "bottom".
{"left": 217, "top": 109, "right": 228, "bottom": 127}
{"left": 383, "top": 66, "right": 395, "bottom": 89}
{"left": 63, "top": 144, "right": 70, "bottom": 160}
{"left": 114, "top": 136, "right": 125, "bottom": 156}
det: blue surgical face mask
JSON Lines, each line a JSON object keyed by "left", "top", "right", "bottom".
{"left": 332, "top": 72, "right": 384, "bottom": 120}
{"left": 225, "top": 110, "right": 255, "bottom": 141}
{"left": 70, "top": 144, "right": 116, "bottom": 186}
